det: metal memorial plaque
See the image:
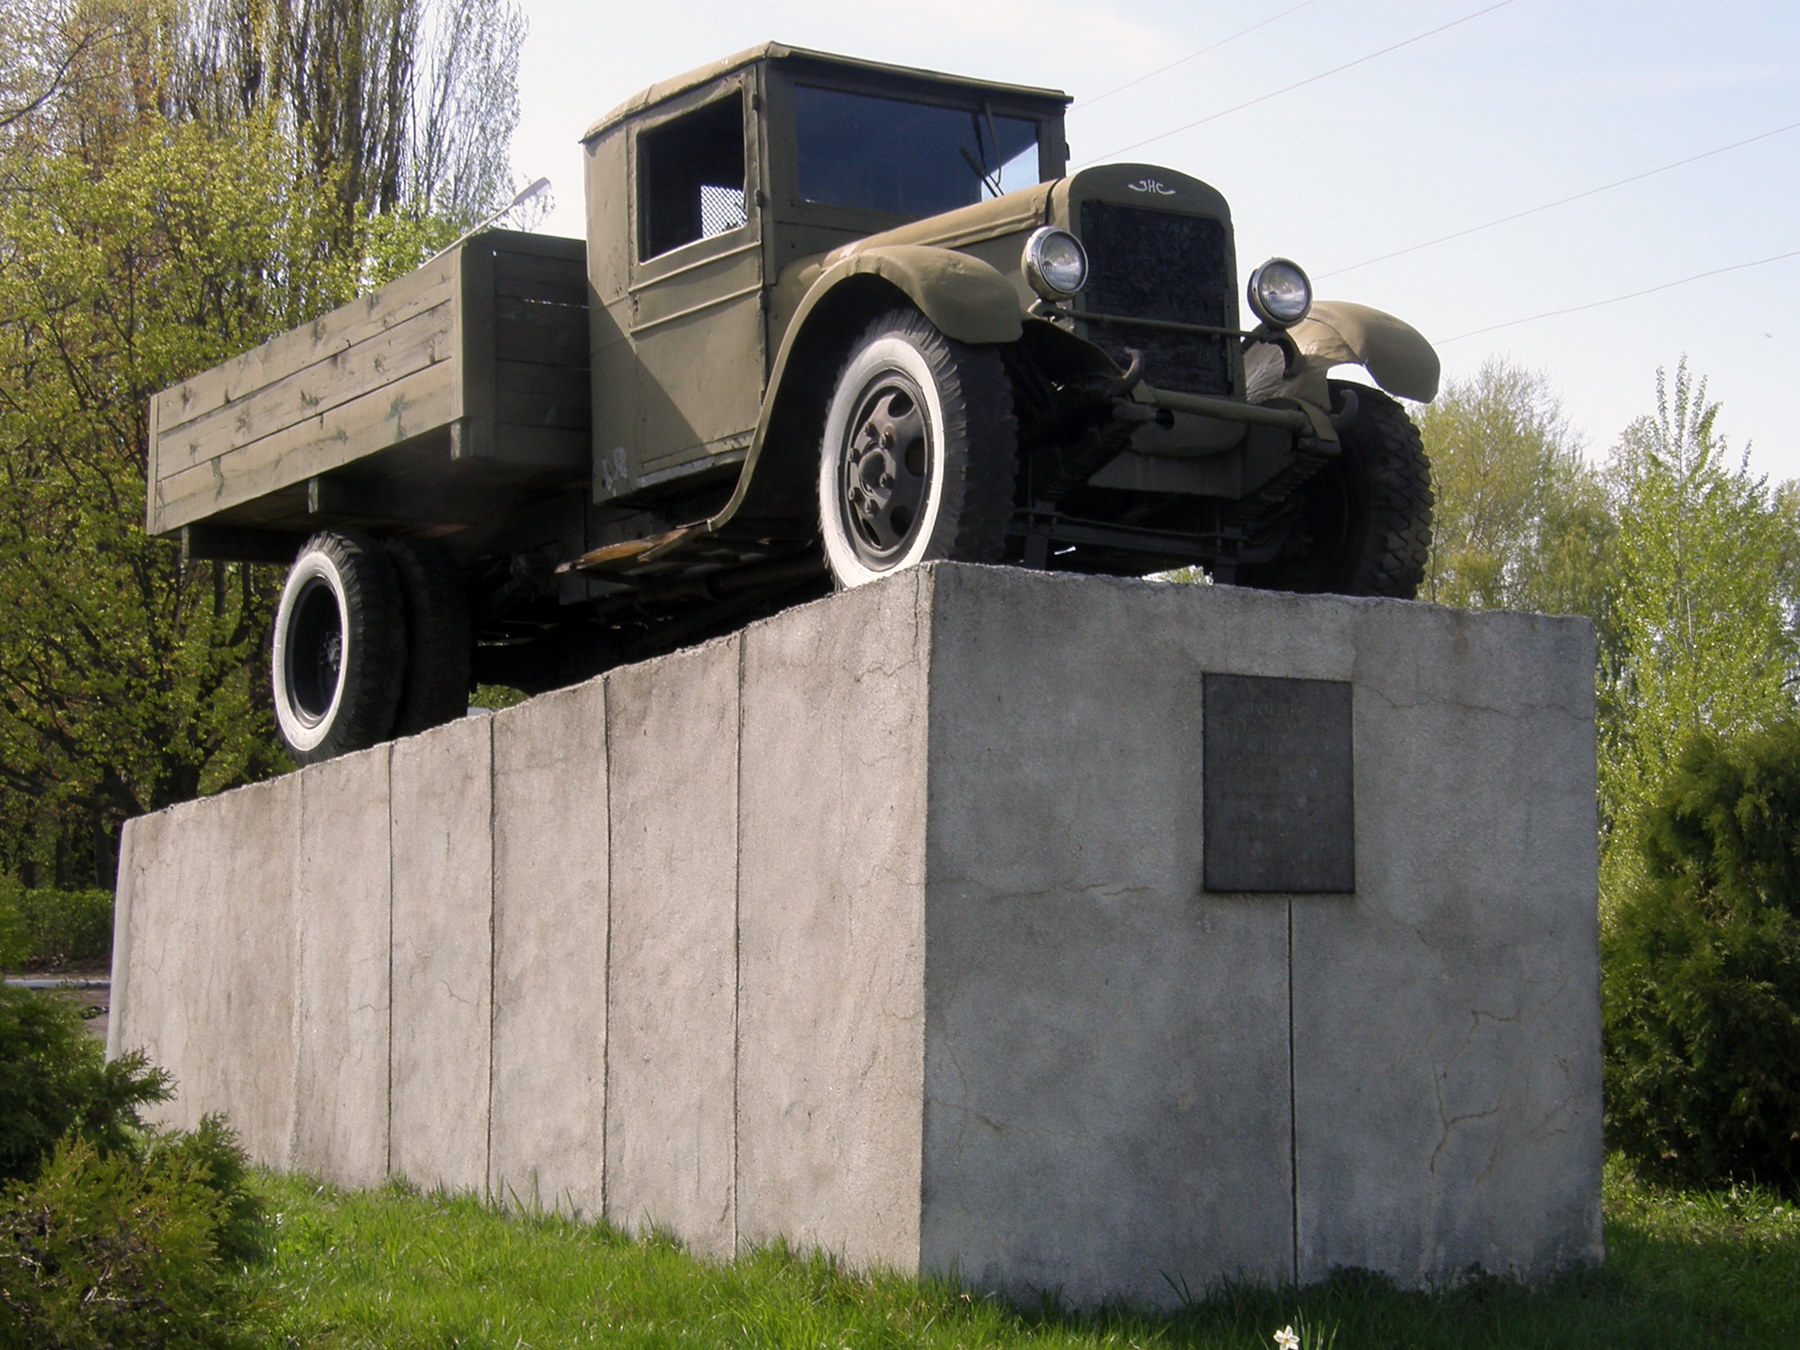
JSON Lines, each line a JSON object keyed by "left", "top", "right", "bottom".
{"left": 1203, "top": 674, "right": 1354, "bottom": 893}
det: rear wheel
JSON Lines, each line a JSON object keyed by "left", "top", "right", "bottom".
{"left": 1238, "top": 380, "right": 1433, "bottom": 599}
{"left": 272, "top": 531, "right": 406, "bottom": 764}
{"left": 818, "top": 309, "right": 1016, "bottom": 588}
{"left": 384, "top": 536, "right": 472, "bottom": 737}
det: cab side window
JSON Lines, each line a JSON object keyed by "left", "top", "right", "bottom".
{"left": 638, "top": 93, "right": 747, "bottom": 260}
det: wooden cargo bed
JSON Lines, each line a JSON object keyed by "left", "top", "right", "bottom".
{"left": 147, "top": 230, "right": 590, "bottom": 560}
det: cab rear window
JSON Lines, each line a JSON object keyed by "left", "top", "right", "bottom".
{"left": 794, "top": 86, "right": 1038, "bottom": 219}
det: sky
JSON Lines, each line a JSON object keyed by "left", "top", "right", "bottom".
{"left": 505, "top": 0, "right": 1800, "bottom": 481}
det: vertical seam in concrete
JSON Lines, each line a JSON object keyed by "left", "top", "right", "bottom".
{"left": 1287, "top": 896, "right": 1299, "bottom": 1286}
{"left": 913, "top": 567, "right": 933, "bottom": 1268}
{"left": 600, "top": 677, "right": 614, "bottom": 1222}
{"left": 385, "top": 743, "right": 396, "bottom": 1181}
{"left": 486, "top": 715, "right": 499, "bottom": 1200}
{"left": 732, "top": 634, "right": 746, "bottom": 1259}
{"left": 288, "top": 769, "right": 307, "bottom": 1173}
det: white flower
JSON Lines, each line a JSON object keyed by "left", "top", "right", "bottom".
{"left": 1274, "top": 1326, "right": 1301, "bottom": 1350}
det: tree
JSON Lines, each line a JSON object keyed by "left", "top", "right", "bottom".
{"left": 1416, "top": 357, "right": 1613, "bottom": 621}
{"left": 0, "top": 0, "right": 527, "bottom": 886}
{"left": 1603, "top": 719, "right": 1800, "bottom": 1194}
{"left": 1600, "top": 360, "right": 1798, "bottom": 874}
{"left": 0, "top": 110, "right": 353, "bottom": 886}
{"left": 175, "top": 0, "right": 525, "bottom": 240}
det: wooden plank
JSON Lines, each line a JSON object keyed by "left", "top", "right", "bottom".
{"left": 156, "top": 258, "right": 459, "bottom": 438}
{"left": 494, "top": 248, "right": 585, "bottom": 305}
{"left": 494, "top": 296, "right": 588, "bottom": 367}
{"left": 145, "top": 386, "right": 163, "bottom": 533}
{"left": 494, "top": 360, "right": 590, "bottom": 429}
{"left": 151, "top": 364, "right": 456, "bottom": 535}
{"left": 458, "top": 238, "right": 496, "bottom": 428}
{"left": 156, "top": 301, "right": 457, "bottom": 478}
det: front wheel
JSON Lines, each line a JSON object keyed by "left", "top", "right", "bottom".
{"left": 272, "top": 531, "right": 406, "bottom": 764}
{"left": 817, "top": 309, "right": 1016, "bottom": 588}
{"left": 1238, "top": 380, "right": 1434, "bottom": 599}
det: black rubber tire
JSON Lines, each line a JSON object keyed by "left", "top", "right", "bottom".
{"left": 272, "top": 531, "right": 406, "bottom": 764}
{"left": 384, "top": 536, "right": 473, "bottom": 737}
{"left": 817, "top": 308, "right": 1016, "bottom": 588}
{"left": 1239, "top": 380, "right": 1434, "bottom": 599}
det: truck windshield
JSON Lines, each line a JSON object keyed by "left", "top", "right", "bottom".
{"left": 794, "top": 86, "right": 1039, "bottom": 218}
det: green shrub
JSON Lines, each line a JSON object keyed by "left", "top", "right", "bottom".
{"left": 142, "top": 1117, "right": 264, "bottom": 1265}
{"left": 0, "top": 1129, "right": 256, "bottom": 1349}
{"left": 0, "top": 906, "right": 24, "bottom": 972}
{"left": 0, "top": 883, "right": 113, "bottom": 971}
{"left": 1603, "top": 720, "right": 1800, "bottom": 1193}
{"left": 0, "top": 985, "right": 171, "bottom": 1187}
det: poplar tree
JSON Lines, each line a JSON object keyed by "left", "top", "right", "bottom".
{"left": 0, "top": 0, "right": 524, "bottom": 886}
{"left": 1600, "top": 361, "right": 1799, "bottom": 889}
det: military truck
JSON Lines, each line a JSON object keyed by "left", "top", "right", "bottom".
{"left": 147, "top": 43, "right": 1440, "bottom": 764}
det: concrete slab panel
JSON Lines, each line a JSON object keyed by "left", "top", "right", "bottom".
{"left": 604, "top": 640, "right": 739, "bottom": 1257}
{"left": 923, "top": 567, "right": 1294, "bottom": 1306}
{"left": 110, "top": 563, "right": 1603, "bottom": 1305}
{"left": 390, "top": 717, "right": 494, "bottom": 1193}
{"left": 1292, "top": 602, "right": 1604, "bottom": 1283}
{"left": 109, "top": 777, "right": 299, "bottom": 1165}
{"left": 106, "top": 813, "right": 148, "bottom": 1066}
{"left": 736, "top": 573, "right": 932, "bottom": 1271}
{"left": 491, "top": 681, "right": 609, "bottom": 1217}
{"left": 291, "top": 744, "right": 392, "bottom": 1188}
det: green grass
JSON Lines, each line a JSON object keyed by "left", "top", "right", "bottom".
{"left": 236, "top": 1159, "right": 1800, "bottom": 1349}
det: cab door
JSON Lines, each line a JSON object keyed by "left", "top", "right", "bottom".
{"left": 598, "top": 73, "right": 766, "bottom": 501}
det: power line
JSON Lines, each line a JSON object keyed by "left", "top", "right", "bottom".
{"left": 1321, "top": 118, "right": 1800, "bottom": 279}
{"left": 1081, "top": 0, "right": 1521, "bottom": 166}
{"left": 1438, "top": 247, "right": 1800, "bottom": 344}
{"left": 1082, "top": 0, "right": 1325, "bottom": 109}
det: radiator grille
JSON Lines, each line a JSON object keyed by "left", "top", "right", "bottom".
{"left": 1077, "top": 201, "right": 1233, "bottom": 397}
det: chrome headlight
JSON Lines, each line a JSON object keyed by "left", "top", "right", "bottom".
{"left": 1247, "top": 257, "right": 1312, "bottom": 328}
{"left": 1023, "top": 227, "right": 1089, "bottom": 300}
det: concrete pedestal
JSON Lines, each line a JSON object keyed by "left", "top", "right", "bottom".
{"left": 110, "top": 564, "right": 1603, "bottom": 1304}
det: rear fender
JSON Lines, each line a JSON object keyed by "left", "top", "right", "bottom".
{"left": 1247, "top": 301, "right": 1440, "bottom": 407}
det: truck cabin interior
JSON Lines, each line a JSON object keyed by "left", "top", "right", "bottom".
{"left": 638, "top": 92, "right": 747, "bottom": 260}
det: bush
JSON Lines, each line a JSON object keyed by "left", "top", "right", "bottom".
{"left": 0, "top": 985, "right": 171, "bottom": 1187}
{"left": 0, "top": 1125, "right": 259, "bottom": 1349}
{"left": 0, "top": 979, "right": 263, "bottom": 1346}
{"left": 0, "top": 883, "right": 113, "bottom": 971}
{"left": 1603, "top": 720, "right": 1800, "bottom": 1193}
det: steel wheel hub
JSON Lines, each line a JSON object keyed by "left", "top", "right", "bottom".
{"left": 841, "top": 376, "right": 931, "bottom": 563}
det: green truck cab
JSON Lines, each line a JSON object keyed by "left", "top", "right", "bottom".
{"left": 148, "top": 43, "right": 1439, "bottom": 763}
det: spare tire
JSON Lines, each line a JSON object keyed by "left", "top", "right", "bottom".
{"left": 384, "top": 536, "right": 472, "bottom": 737}
{"left": 272, "top": 531, "right": 406, "bottom": 764}
{"left": 1238, "top": 380, "right": 1434, "bottom": 599}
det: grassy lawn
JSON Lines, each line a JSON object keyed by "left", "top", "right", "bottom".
{"left": 239, "top": 1159, "right": 1799, "bottom": 1349}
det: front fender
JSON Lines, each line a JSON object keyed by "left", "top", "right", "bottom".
{"left": 1247, "top": 301, "right": 1440, "bottom": 407}
{"left": 797, "top": 245, "right": 1024, "bottom": 347}
{"left": 699, "top": 246, "right": 1024, "bottom": 536}
{"left": 1291, "top": 301, "right": 1440, "bottom": 404}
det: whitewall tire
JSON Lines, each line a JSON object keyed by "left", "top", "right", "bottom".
{"left": 817, "top": 309, "right": 1016, "bottom": 589}
{"left": 271, "top": 531, "right": 406, "bottom": 763}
